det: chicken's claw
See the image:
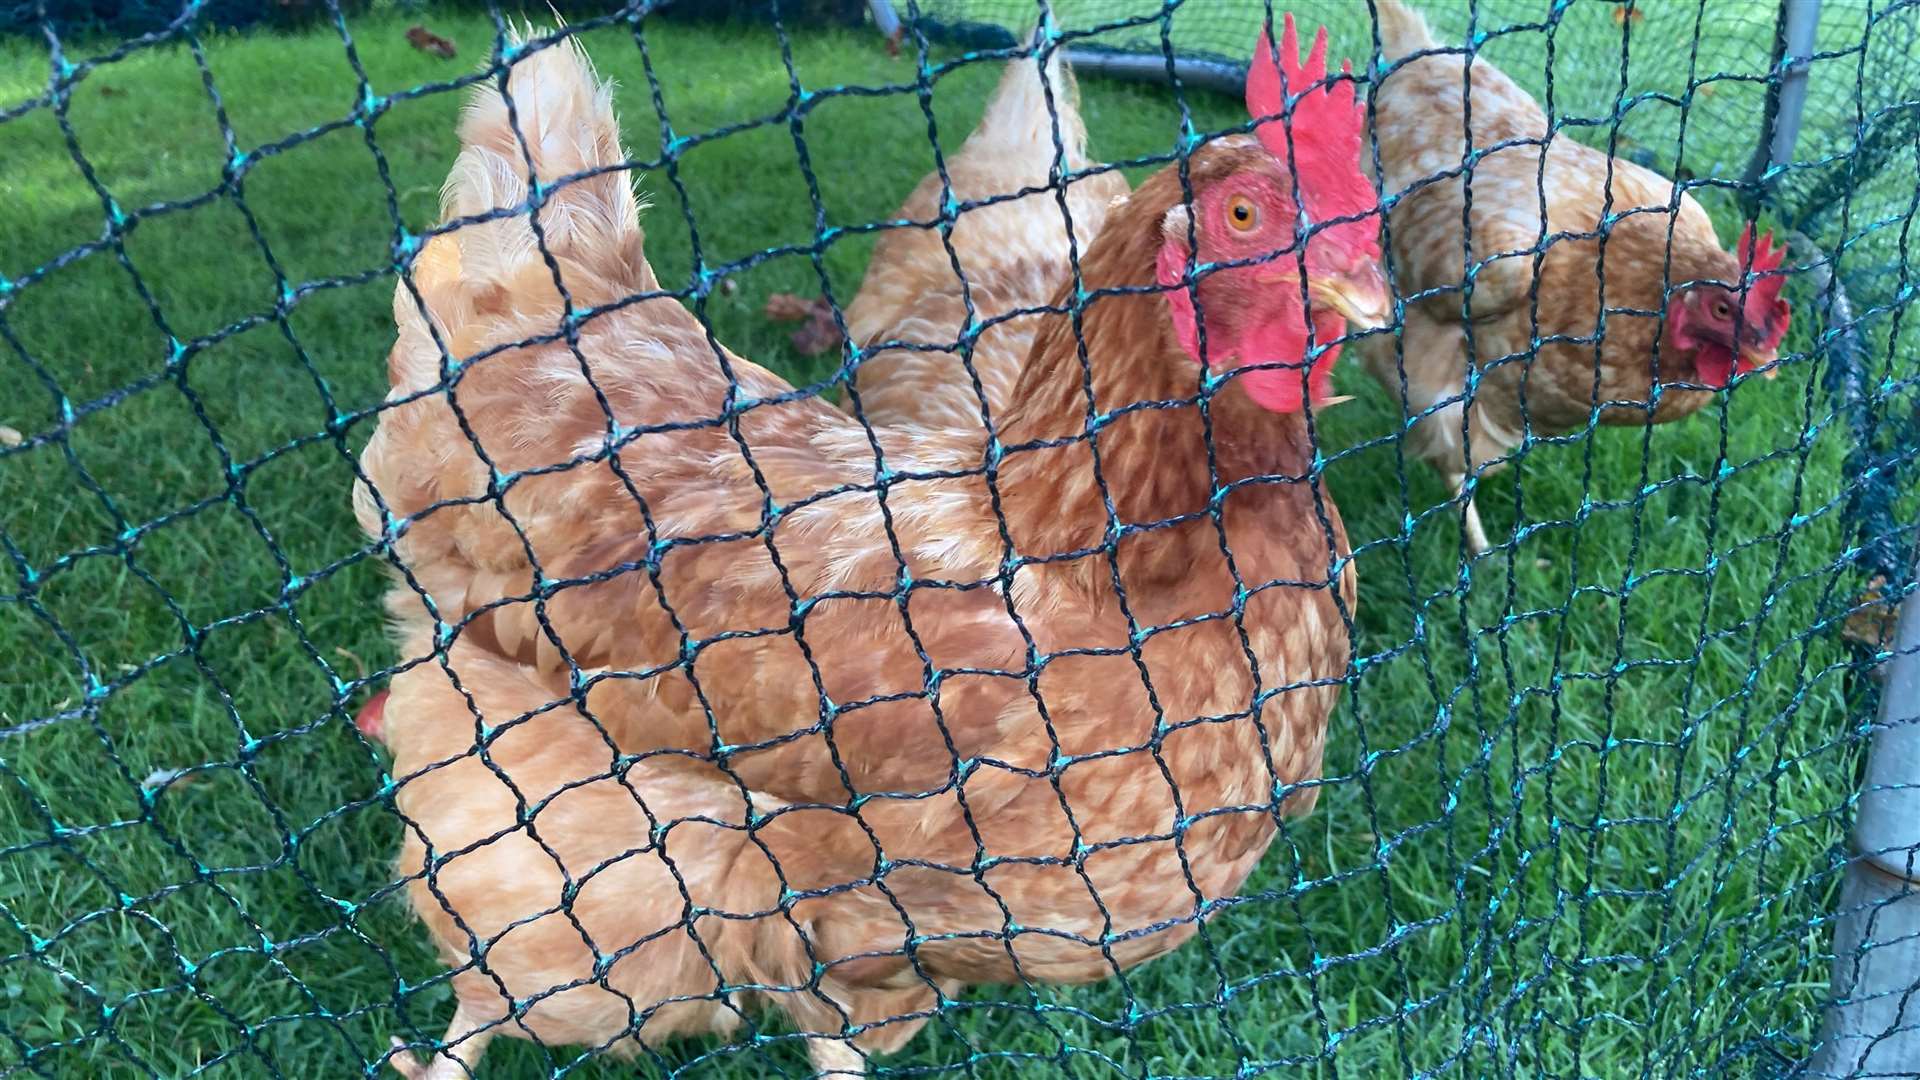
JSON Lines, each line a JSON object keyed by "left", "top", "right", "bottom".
{"left": 1451, "top": 473, "right": 1492, "bottom": 556}
{"left": 808, "top": 1036, "right": 867, "bottom": 1076}
{"left": 385, "top": 1008, "right": 493, "bottom": 1079}
{"left": 386, "top": 1036, "right": 478, "bottom": 1080}
{"left": 386, "top": 1038, "right": 428, "bottom": 1080}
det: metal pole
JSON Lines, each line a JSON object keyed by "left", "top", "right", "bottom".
{"left": 1743, "top": 0, "right": 1823, "bottom": 199}
{"left": 1766, "top": 0, "right": 1822, "bottom": 168}
{"left": 1810, "top": 557, "right": 1920, "bottom": 1075}
{"left": 1056, "top": 48, "right": 1246, "bottom": 98}
{"left": 863, "top": 5, "right": 1246, "bottom": 98}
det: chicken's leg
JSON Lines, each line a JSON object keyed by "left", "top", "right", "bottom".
{"left": 808, "top": 1036, "right": 867, "bottom": 1077}
{"left": 1451, "top": 472, "right": 1491, "bottom": 556}
{"left": 387, "top": 1006, "right": 496, "bottom": 1080}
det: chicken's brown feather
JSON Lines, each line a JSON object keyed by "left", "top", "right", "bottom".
{"left": 1366, "top": 0, "right": 1742, "bottom": 484}
{"left": 361, "top": 35, "right": 1351, "bottom": 1074}
{"left": 845, "top": 48, "right": 1130, "bottom": 431}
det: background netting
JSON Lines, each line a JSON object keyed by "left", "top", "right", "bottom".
{"left": 1, "top": 0, "right": 1917, "bottom": 1076}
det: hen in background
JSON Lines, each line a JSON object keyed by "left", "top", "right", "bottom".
{"left": 843, "top": 34, "right": 1129, "bottom": 430}
{"left": 1363, "top": 0, "right": 1791, "bottom": 553}
{"left": 355, "top": 17, "right": 1384, "bottom": 1078}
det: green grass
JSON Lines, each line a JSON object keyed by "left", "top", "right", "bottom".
{"left": 0, "top": 2, "right": 1910, "bottom": 1077}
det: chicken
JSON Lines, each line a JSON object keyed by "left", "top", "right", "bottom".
{"left": 842, "top": 39, "right": 1129, "bottom": 430}
{"left": 354, "top": 19, "right": 1385, "bottom": 1078}
{"left": 1362, "top": 0, "right": 1792, "bottom": 553}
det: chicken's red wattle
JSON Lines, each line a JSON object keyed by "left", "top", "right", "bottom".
{"left": 354, "top": 690, "right": 389, "bottom": 742}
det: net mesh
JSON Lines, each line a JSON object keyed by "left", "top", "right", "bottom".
{"left": 0, "top": 0, "right": 1916, "bottom": 1077}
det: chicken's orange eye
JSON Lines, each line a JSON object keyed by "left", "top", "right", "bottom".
{"left": 1713, "top": 299, "right": 1732, "bottom": 319}
{"left": 1227, "top": 195, "right": 1259, "bottom": 232}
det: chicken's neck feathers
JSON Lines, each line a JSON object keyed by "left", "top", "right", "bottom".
{"left": 992, "top": 191, "right": 1326, "bottom": 583}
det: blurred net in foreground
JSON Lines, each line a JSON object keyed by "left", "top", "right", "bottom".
{"left": 0, "top": 1, "right": 1916, "bottom": 1077}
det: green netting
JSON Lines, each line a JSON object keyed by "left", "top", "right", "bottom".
{"left": 0, "top": 0, "right": 1916, "bottom": 1077}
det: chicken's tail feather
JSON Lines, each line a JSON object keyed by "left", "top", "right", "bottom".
{"left": 960, "top": 29, "right": 1095, "bottom": 170}
{"left": 1371, "top": 0, "right": 1436, "bottom": 62}
{"left": 392, "top": 25, "right": 653, "bottom": 393}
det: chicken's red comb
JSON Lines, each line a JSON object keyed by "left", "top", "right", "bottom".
{"left": 1247, "top": 14, "right": 1369, "bottom": 223}
{"left": 1738, "top": 221, "right": 1788, "bottom": 309}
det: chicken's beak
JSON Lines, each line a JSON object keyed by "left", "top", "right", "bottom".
{"left": 1740, "top": 343, "right": 1781, "bottom": 380}
{"left": 1309, "top": 264, "right": 1392, "bottom": 331}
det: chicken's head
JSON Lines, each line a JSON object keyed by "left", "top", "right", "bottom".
{"left": 1669, "top": 223, "right": 1792, "bottom": 387}
{"left": 1156, "top": 15, "right": 1388, "bottom": 414}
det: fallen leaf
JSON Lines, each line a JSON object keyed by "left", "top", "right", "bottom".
{"left": 406, "top": 25, "right": 457, "bottom": 60}
{"left": 763, "top": 293, "right": 844, "bottom": 355}
{"left": 142, "top": 767, "right": 198, "bottom": 794}
{"left": 0, "top": 426, "right": 20, "bottom": 448}
{"left": 718, "top": 277, "right": 738, "bottom": 297}
{"left": 1611, "top": 5, "right": 1644, "bottom": 26}
{"left": 789, "top": 299, "right": 845, "bottom": 356}
{"left": 763, "top": 291, "right": 816, "bottom": 322}
{"left": 1843, "top": 575, "right": 1900, "bottom": 654}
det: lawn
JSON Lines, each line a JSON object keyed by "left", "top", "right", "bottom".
{"left": 0, "top": 1, "right": 1913, "bottom": 1077}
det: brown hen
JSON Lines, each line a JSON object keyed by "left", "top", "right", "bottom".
{"left": 842, "top": 40, "right": 1128, "bottom": 430}
{"left": 1362, "top": 0, "right": 1792, "bottom": 553}
{"left": 356, "top": 22, "right": 1382, "bottom": 1078}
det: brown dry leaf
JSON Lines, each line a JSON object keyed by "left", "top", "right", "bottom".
{"left": 789, "top": 300, "right": 845, "bottom": 356}
{"left": 763, "top": 293, "right": 844, "bottom": 354}
{"left": 142, "top": 767, "right": 200, "bottom": 794}
{"left": 406, "top": 25, "right": 457, "bottom": 60}
{"left": 763, "top": 291, "right": 817, "bottom": 322}
{"left": 1842, "top": 575, "right": 1900, "bottom": 653}
{"left": 1611, "top": 5, "right": 1644, "bottom": 26}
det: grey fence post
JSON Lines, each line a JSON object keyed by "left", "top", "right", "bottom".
{"left": 1809, "top": 559, "right": 1920, "bottom": 1075}
{"left": 1743, "top": 0, "right": 1823, "bottom": 199}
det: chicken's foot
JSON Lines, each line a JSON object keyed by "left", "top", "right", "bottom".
{"left": 1452, "top": 473, "right": 1491, "bottom": 556}
{"left": 387, "top": 1005, "right": 496, "bottom": 1080}
{"left": 807, "top": 1036, "right": 867, "bottom": 1077}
